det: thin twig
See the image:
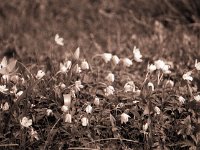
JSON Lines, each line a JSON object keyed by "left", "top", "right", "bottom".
{"left": 0, "top": 144, "right": 19, "bottom": 147}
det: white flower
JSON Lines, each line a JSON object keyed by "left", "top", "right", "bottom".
{"left": 55, "top": 34, "right": 64, "bottom": 46}
{"left": 1, "top": 102, "right": 9, "bottom": 111}
{"left": 74, "top": 47, "right": 80, "bottom": 60}
{"left": 133, "top": 46, "right": 142, "bottom": 62}
{"left": 124, "top": 81, "right": 135, "bottom": 92}
{"left": 154, "top": 106, "right": 161, "bottom": 115}
{"left": 81, "top": 59, "right": 89, "bottom": 70}
{"left": 154, "top": 60, "right": 165, "bottom": 70}
{"left": 65, "top": 113, "right": 72, "bottom": 123}
{"left": 195, "top": 59, "right": 200, "bottom": 70}
{"left": 2, "top": 75, "right": 10, "bottom": 81}
{"left": 162, "top": 64, "right": 171, "bottom": 74}
{"left": 104, "top": 86, "right": 115, "bottom": 96}
{"left": 182, "top": 71, "right": 193, "bottom": 81}
{"left": 75, "top": 80, "right": 84, "bottom": 92}
{"left": 121, "top": 113, "right": 130, "bottom": 124}
{"left": 0, "top": 85, "right": 8, "bottom": 93}
{"left": 63, "top": 94, "right": 71, "bottom": 107}
{"left": 10, "top": 75, "right": 19, "bottom": 83}
{"left": 16, "top": 91, "right": 23, "bottom": 98}
{"left": 112, "top": 55, "right": 120, "bottom": 65}
{"left": 122, "top": 58, "right": 132, "bottom": 67}
{"left": 20, "top": 117, "right": 32, "bottom": 128}
{"left": 178, "top": 96, "right": 185, "bottom": 104}
{"left": 143, "top": 122, "right": 148, "bottom": 132}
{"left": 60, "top": 60, "right": 72, "bottom": 73}
{"left": 194, "top": 95, "right": 200, "bottom": 102}
{"left": 36, "top": 70, "right": 45, "bottom": 79}
{"left": 105, "top": 73, "right": 115, "bottom": 82}
{"left": 135, "top": 89, "right": 141, "bottom": 96}
{"left": 101, "top": 53, "right": 112, "bottom": 63}
{"left": 30, "top": 127, "right": 39, "bottom": 140}
{"left": 133, "top": 100, "right": 139, "bottom": 104}
{"left": 147, "top": 64, "right": 157, "bottom": 73}
{"left": 81, "top": 117, "right": 89, "bottom": 126}
{"left": 74, "top": 64, "right": 82, "bottom": 74}
{"left": 94, "top": 97, "right": 100, "bottom": 106}
{"left": 61, "top": 105, "right": 69, "bottom": 113}
{"left": 85, "top": 104, "right": 92, "bottom": 114}
{"left": 59, "top": 83, "right": 66, "bottom": 89}
{"left": 147, "top": 82, "right": 154, "bottom": 91}
{"left": 46, "top": 109, "right": 53, "bottom": 116}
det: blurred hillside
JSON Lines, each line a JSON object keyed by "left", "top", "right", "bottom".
{"left": 0, "top": 0, "right": 199, "bottom": 63}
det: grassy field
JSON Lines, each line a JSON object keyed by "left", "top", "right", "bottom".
{"left": 0, "top": 1, "right": 200, "bottom": 149}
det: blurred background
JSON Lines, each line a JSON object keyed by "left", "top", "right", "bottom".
{"left": 0, "top": 0, "right": 199, "bottom": 64}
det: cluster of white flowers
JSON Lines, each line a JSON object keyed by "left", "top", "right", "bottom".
{"left": 154, "top": 59, "right": 171, "bottom": 74}
{"left": 133, "top": 46, "right": 142, "bottom": 62}
{"left": 104, "top": 85, "right": 115, "bottom": 96}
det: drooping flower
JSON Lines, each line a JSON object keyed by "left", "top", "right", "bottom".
{"left": 112, "top": 55, "right": 120, "bottom": 65}
{"left": 147, "top": 64, "right": 157, "bottom": 73}
{"left": 63, "top": 94, "right": 71, "bottom": 107}
{"left": 61, "top": 105, "right": 69, "bottom": 113}
{"left": 74, "top": 80, "right": 84, "bottom": 92}
{"left": 133, "top": 46, "right": 142, "bottom": 62}
{"left": 65, "top": 113, "right": 72, "bottom": 123}
{"left": 182, "top": 71, "right": 193, "bottom": 81}
{"left": 104, "top": 86, "right": 115, "bottom": 96}
{"left": 20, "top": 117, "right": 32, "bottom": 128}
{"left": 121, "top": 113, "right": 130, "bottom": 124}
{"left": 122, "top": 58, "right": 133, "bottom": 67}
{"left": 124, "top": 81, "right": 135, "bottom": 92}
{"left": 55, "top": 34, "right": 64, "bottom": 46}
{"left": 101, "top": 53, "right": 112, "bottom": 63}
{"left": 195, "top": 59, "right": 200, "bottom": 70}
{"left": 0, "top": 85, "right": 8, "bottom": 93}
{"left": 81, "top": 59, "right": 89, "bottom": 70}
{"left": 60, "top": 60, "right": 72, "bottom": 73}
{"left": 94, "top": 97, "right": 100, "bottom": 106}
{"left": 36, "top": 70, "right": 45, "bottom": 79}
{"left": 154, "top": 106, "right": 161, "bottom": 115}
{"left": 105, "top": 73, "right": 115, "bottom": 82}
{"left": 1, "top": 102, "right": 9, "bottom": 111}
{"left": 46, "top": 109, "right": 53, "bottom": 116}
{"left": 74, "top": 64, "right": 82, "bottom": 74}
{"left": 178, "top": 96, "right": 185, "bottom": 104}
{"left": 194, "top": 95, "right": 200, "bottom": 102}
{"left": 85, "top": 104, "right": 92, "bottom": 114}
{"left": 147, "top": 82, "right": 154, "bottom": 91}
{"left": 154, "top": 60, "right": 165, "bottom": 70}
{"left": 81, "top": 117, "right": 89, "bottom": 126}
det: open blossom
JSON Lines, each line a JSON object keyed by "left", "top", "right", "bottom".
{"left": 1, "top": 102, "right": 9, "bottom": 111}
{"left": 104, "top": 86, "right": 115, "bottom": 96}
{"left": 81, "top": 117, "right": 89, "bottom": 126}
{"left": 133, "top": 46, "right": 142, "bottom": 62}
{"left": 182, "top": 71, "right": 193, "bottom": 81}
{"left": 112, "top": 55, "right": 120, "bottom": 65}
{"left": 147, "top": 64, "right": 157, "bottom": 73}
{"left": 81, "top": 59, "right": 89, "bottom": 70}
{"left": 61, "top": 105, "right": 69, "bottom": 113}
{"left": 124, "top": 81, "right": 135, "bottom": 92}
{"left": 0, "top": 85, "right": 8, "bottom": 93}
{"left": 122, "top": 58, "right": 133, "bottom": 67}
{"left": 121, "top": 113, "right": 130, "bottom": 124}
{"left": 65, "top": 113, "right": 72, "bottom": 123}
{"left": 101, "top": 53, "right": 112, "bottom": 63}
{"left": 20, "top": 117, "right": 32, "bottom": 128}
{"left": 154, "top": 106, "right": 161, "bottom": 115}
{"left": 105, "top": 73, "right": 115, "bottom": 82}
{"left": 147, "top": 82, "right": 154, "bottom": 91}
{"left": 46, "top": 109, "right": 53, "bottom": 116}
{"left": 55, "top": 34, "right": 64, "bottom": 46}
{"left": 36, "top": 70, "right": 45, "bottom": 79}
{"left": 154, "top": 60, "right": 165, "bottom": 70}
{"left": 194, "top": 95, "right": 200, "bottom": 102}
{"left": 60, "top": 60, "right": 72, "bottom": 73}
{"left": 178, "top": 96, "right": 185, "bottom": 104}
{"left": 63, "top": 94, "right": 71, "bottom": 107}
{"left": 85, "top": 104, "right": 92, "bottom": 114}
{"left": 195, "top": 59, "right": 200, "bottom": 70}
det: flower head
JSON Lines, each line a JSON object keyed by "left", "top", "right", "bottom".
{"left": 124, "top": 81, "right": 135, "bottom": 92}
{"left": 104, "top": 86, "right": 115, "bottom": 96}
{"left": 147, "top": 64, "right": 157, "bottom": 73}
{"left": 60, "top": 60, "right": 72, "bottom": 73}
{"left": 36, "top": 70, "right": 45, "bottom": 79}
{"left": 74, "top": 47, "right": 80, "bottom": 60}
{"left": 154, "top": 60, "right": 165, "bottom": 70}
{"left": 133, "top": 46, "right": 142, "bottom": 62}
{"left": 121, "top": 113, "right": 130, "bottom": 124}
{"left": 61, "top": 105, "right": 69, "bottom": 113}
{"left": 122, "top": 58, "right": 133, "bottom": 67}
{"left": 105, "top": 73, "right": 115, "bottom": 82}
{"left": 81, "top": 117, "right": 89, "bottom": 126}
{"left": 0, "top": 85, "right": 8, "bottom": 93}
{"left": 20, "top": 117, "right": 32, "bottom": 128}
{"left": 94, "top": 97, "right": 100, "bottom": 106}
{"left": 65, "top": 113, "right": 72, "bottom": 123}
{"left": 46, "top": 109, "right": 53, "bottom": 116}
{"left": 63, "top": 94, "right": 71, "bottom": 107}
{"left": 75, "top": 80, "right": 84, "bottom": 92}
{"left": 85, "top": 104, "right": 92, "bottom": 114}
{"left": 81, "top": 59, "right": 89, "bottom": 70}
{"left": 194, "top": 95, "right": 200, "bottom": 102}
{"left": 1, "top": 102, "right": 9, "bottom": 111}
{"left": 112, "top": 55, "right": 120, "bottom": 65}
{"left": 101, "top": 53, "right": 112, "bottom": 63}
{"left": 55, "top": 34, "right": 64, "bottom": 46}
{"left": 154, "top": 106, "right": 161, "bottom": 115}
{"left": 178, "top": 96, "right": 185, "bottom": 104}
{"left": 182, "top": 71, "right": 193, "bottom": 81}
{"left": 195, "top": 59, "right": 200, "bottom": 70}
{"left": 147, "top": 82, "right": 154, "bottom": 91}
{"left": 30, "top": 127, "right": 39, "bottom": 140}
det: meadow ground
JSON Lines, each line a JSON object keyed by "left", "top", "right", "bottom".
{"left": 0, "top": 1, "right": 200, "bottom": 149}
